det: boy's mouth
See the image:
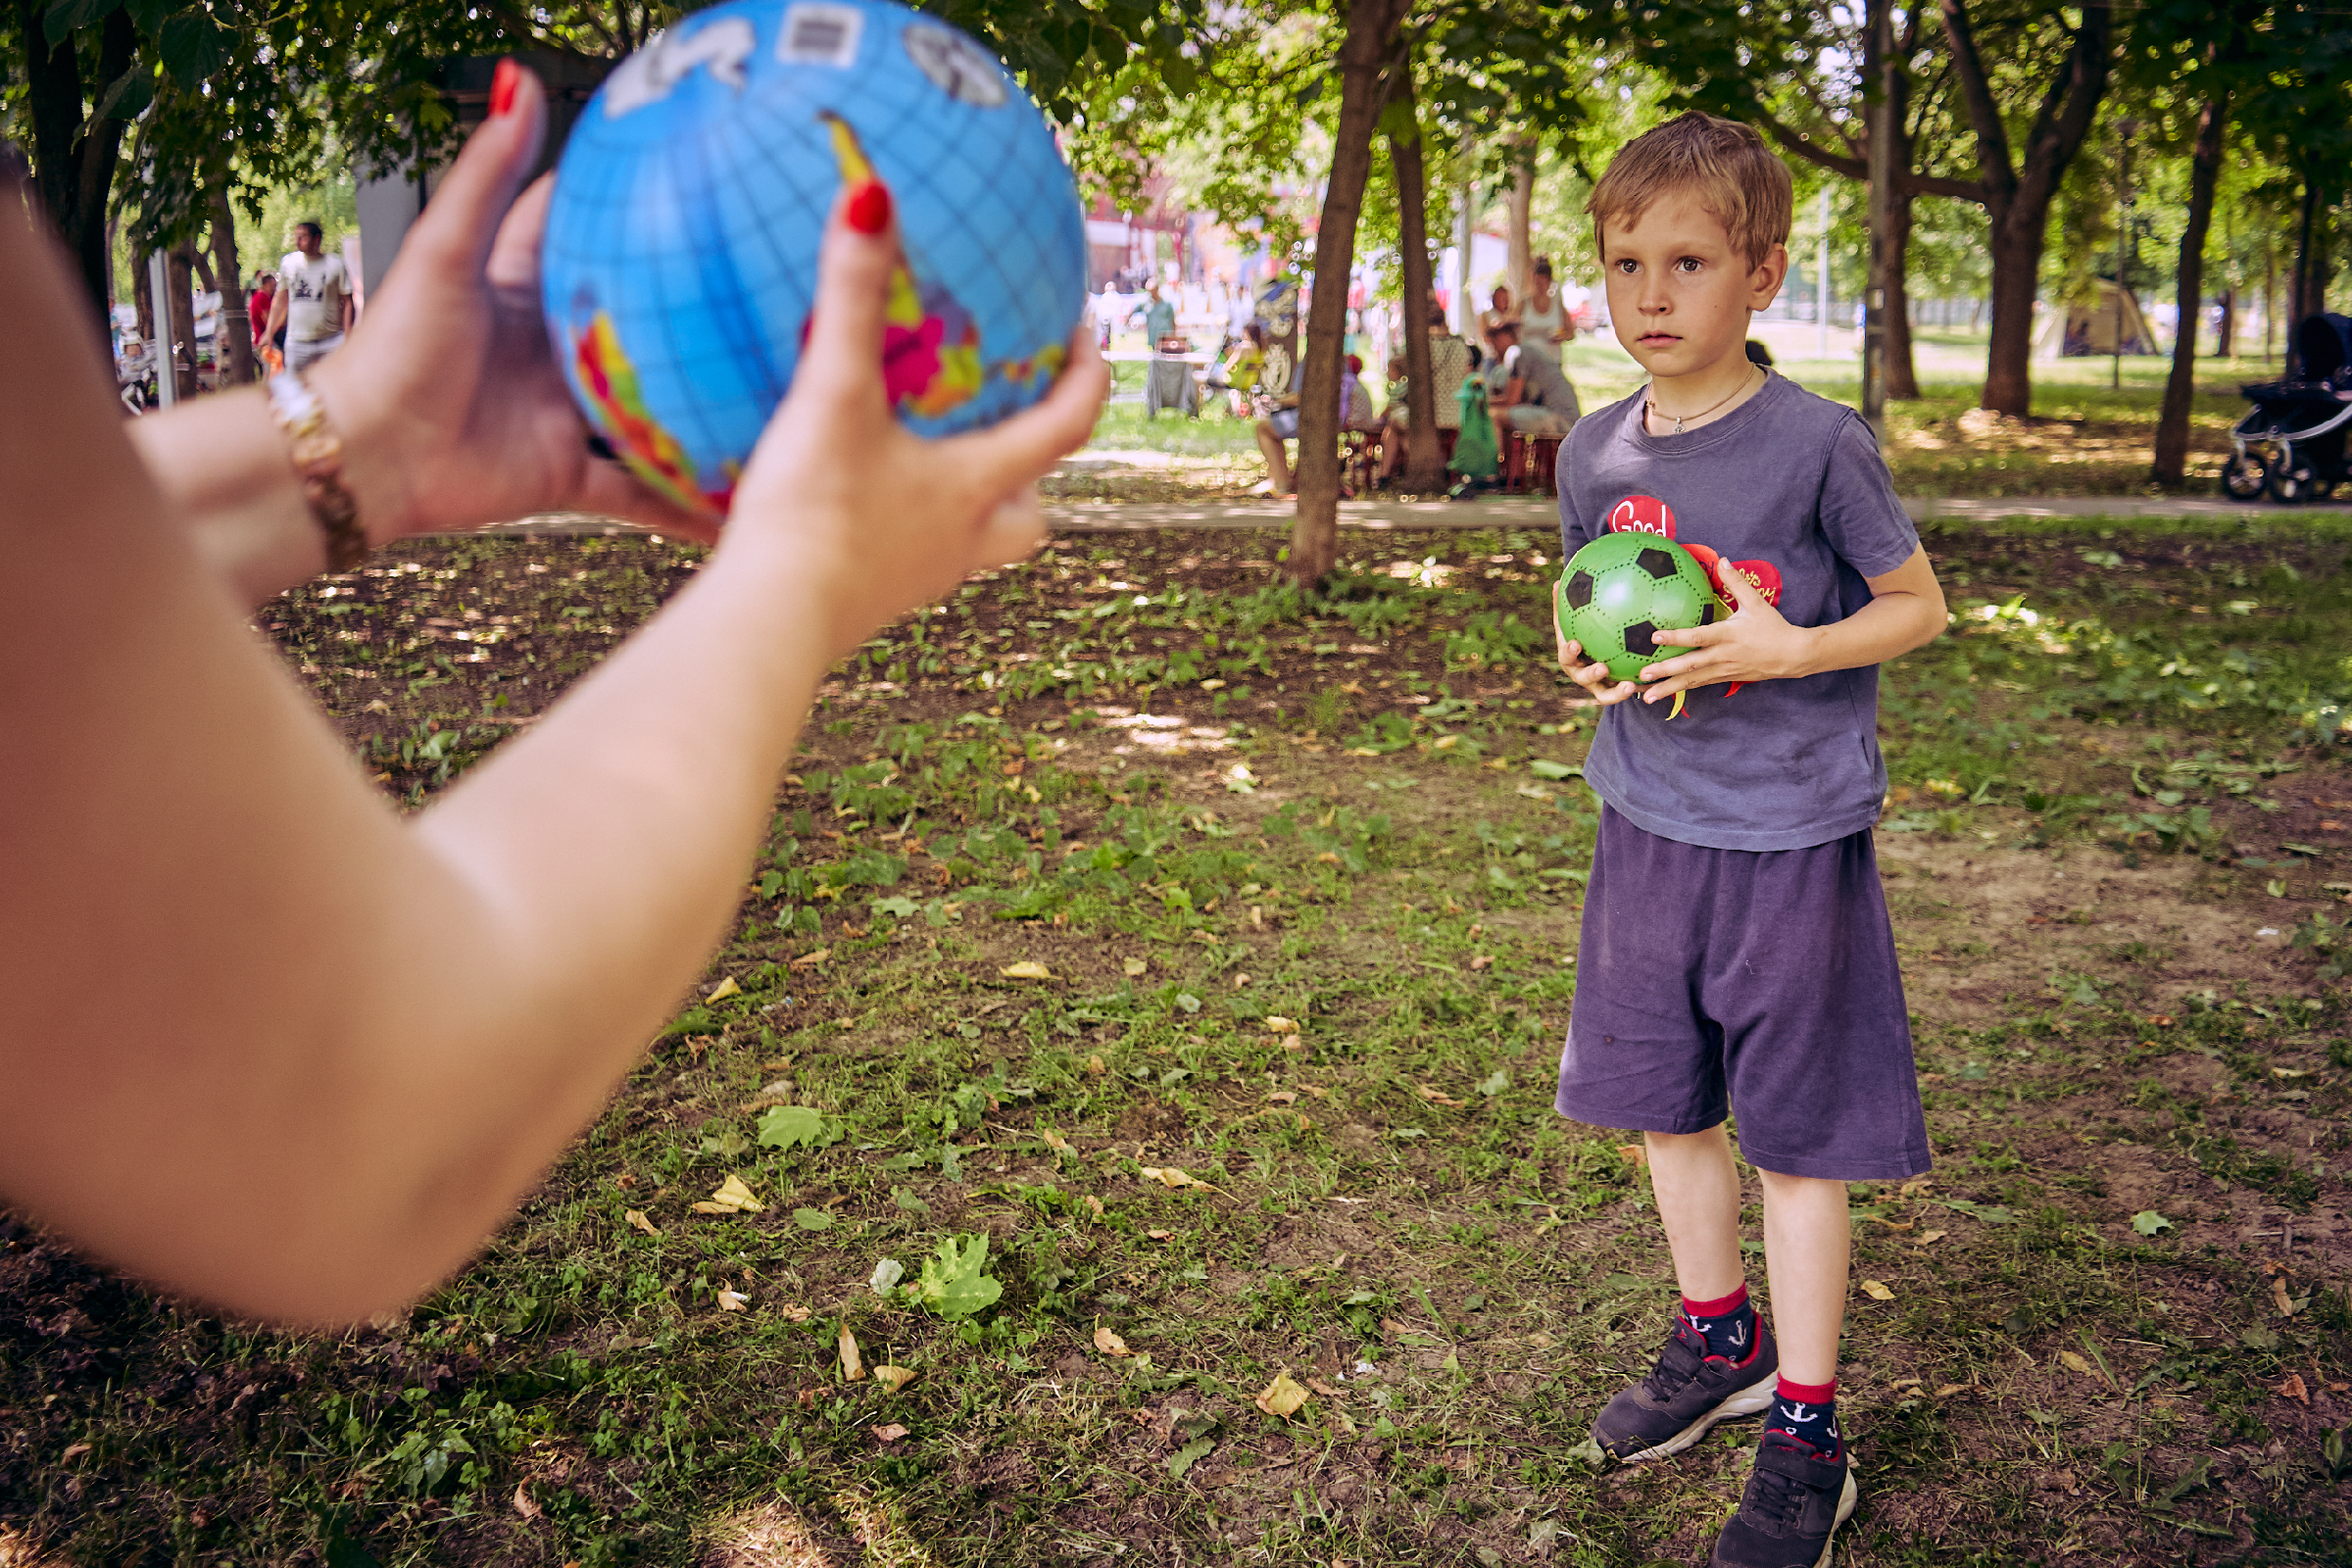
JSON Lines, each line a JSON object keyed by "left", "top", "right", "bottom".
{"left": 1638, "top": 332, "right": 1681, "bottom": 348}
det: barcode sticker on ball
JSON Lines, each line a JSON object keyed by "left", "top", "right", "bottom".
{"left": 779, "top": 3, "right": 862, "bottom": 67}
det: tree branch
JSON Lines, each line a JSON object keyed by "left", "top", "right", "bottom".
{"left": 1936, "top": 0, "right": 2017, "bottom": 205}
{"left": 2010, "top": 3, "right": 2112, "bottom": 219}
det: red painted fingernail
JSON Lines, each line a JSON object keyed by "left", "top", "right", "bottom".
{"left": 490, "top": 58, "right": 519, "bottom": 118}
{"left": 846, "top": 178, "right": 892, "bottom": 235}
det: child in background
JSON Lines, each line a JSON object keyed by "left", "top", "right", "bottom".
{"left": 1549, "top": 111, "right": 1947, "bottom": 1568}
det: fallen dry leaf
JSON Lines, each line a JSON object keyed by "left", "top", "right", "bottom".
{"left": 1268, "top": 1090, "right": 1298, "bottom": 1104}
{"left": 1306, "top": 1377, "right": 1344, "bottom": 1398}
{"left": 1083, "top": 1195, "right": 1105, "bottom": 1219}
{"left": 1469, "top": 956, "right": 1493, "bottom": 971}
{"left": 624, "top": 1209, "right": 662, "bottom": 1237}
{"left": 1140, "top": 1165, "right": 1214, "bottom": 1192}
{"left": 692, "top": 1173, "right": 764, "bottom": 1214}
{"left": 1916, "top": 1229, "right": 1947, "bottom": 1246}
{"left": 872, "top": 1365, "right": 916, "bottom": 1393}
{"left": 2058, "top": 1349, "right": 2092, "bottom": 1374}
{"left": 1859, "top": 1279, "right": 1895, "bottom": 1301}
{"left": 1415, "top": 1084, "right": 1465, "bottom": 1107}
{"left": 1001, "top": 960, "right": 1054, "bottom": 980}
{"left": 1146, "top": 1228, "right": 1173, "bottom": 1241}
{"left": 839, "top": 1325, "right": 864, "bottom": 1382}
{"left": 2145, "top": 1013, "right": 2175, "bottom": 1028}
{"left": 715, "top": 1287, "right": 751, "bottom": 1313}
{"left": 513, "top": 1483, "right": 541, "bottom": 1519}
{"left": 2275, "top": 1275, "right": 2301, "bottom": 1316}
{"left": 1616, "top": 1144, "right": 1648, "bottom": 1166}
{"left": 2278, "top": 1372, "right": 2310, "bottom": 1403}
{"left": 1086, "top": 1054, "right": 1106, "bottom": 1076}
{"left": 1253, "top": 1369, "right": 1312, "bottom": 1419}
{"left": 61, "top": 1443, "right": 90, "bottom": 1462}
{"left": 788, "top": 947, "right": 830, "bottom": 968}
{"left": 1122, "top": 956, "right": 1149, "bottom": 976}
{"left": 778, "top": 1302, "right": 812, "bottom": 1323}
{"left": 1265, "top": 1016, "right": 1299, "bottom": 1034}
{"left": 872, "top": 1423, "right": 910, "bottom": 1443}
{"left": 706, "top": 976, "right": 742, "bottom": 1003}
{"left": 1872, "top": 1215, "right": 1916, "bottom": 1232}
{"left": 1041, "top": 1128, "right": 1075, "bottom": 1153}
{"left": 1094, "top": 1326, "right": 1132, "bottom": 1357}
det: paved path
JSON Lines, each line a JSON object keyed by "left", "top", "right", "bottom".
{"left": 480, "top": 491, "right": 2351, "bottom": 539}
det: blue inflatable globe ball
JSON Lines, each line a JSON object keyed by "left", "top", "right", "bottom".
{"left": 540, "top": 0, "right": 1088, "bottom": 516}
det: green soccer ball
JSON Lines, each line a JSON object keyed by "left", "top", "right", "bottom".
{"left": 1555, "top": 532, "right": 1716, "bottom": 684}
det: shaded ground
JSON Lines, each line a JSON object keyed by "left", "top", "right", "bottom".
{"left": 4, "top": 520, "right": 2350, "bottom": 1566}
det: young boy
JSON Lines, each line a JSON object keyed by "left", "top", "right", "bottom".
{"left": 1550, "top": 112, "right": 1947, "bottom": 1568}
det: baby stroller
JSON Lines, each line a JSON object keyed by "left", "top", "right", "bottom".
{"left": 2225, "top": 313, "right": 2352, "bottom": 504}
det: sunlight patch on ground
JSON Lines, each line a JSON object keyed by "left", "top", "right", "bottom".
{"left": 696, "top": 1499, "right": 836, "bottom": 1567}
{"left": 1100, "top": 708, "right": 1232, "bottom": 755}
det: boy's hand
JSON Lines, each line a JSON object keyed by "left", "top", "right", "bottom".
{"left": 1555, "top": 607, "right": 1642, "bottom": 706}
{"left": 1635, "top": 564, "right": 1822, "bottom": 703}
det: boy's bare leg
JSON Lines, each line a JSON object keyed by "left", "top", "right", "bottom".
{"left": 1755, "top": 1168, "right": 1851, "bottom": 1385}
{"left": 1643, "top": 1126, "right": 1744, "bottom": 1301}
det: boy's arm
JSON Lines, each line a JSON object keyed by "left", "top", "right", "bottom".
{"left": 1618, "top": 544, "right": 1945, "bottom": 706}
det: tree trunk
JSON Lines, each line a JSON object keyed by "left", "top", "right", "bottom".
{"left": 1289, "top": 0, "right": 1408, "bottom": 588}
{"left": 1942, "top": 0, "right": 2114, "bottom": 416}
{"left": 15, "top": 1, "right": 139, "bottom": 341}
{"left": 165, "top": 248, "right": 199, "bottom": 399}
{"left": 1506, "top": 139, "right": 1534, "bottom": 304}
{"left": 1885, "top": 188, "right": 1920, "bottom": 398}
{"left": 2216, "top": 285, "right": 2234, "bottom": 357}
{"left": 1387, "top": 76, "right": 1446, "bottom": 494}
{"left": 209, "top": 184, "right": 257, "bottom": 386}
{"left": 131, "top": 246, "right": 154, "bottom": 346}
{"left": 2153, "top": 94, "right": 2227, "bottom": 488}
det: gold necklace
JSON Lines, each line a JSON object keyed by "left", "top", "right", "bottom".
{"left": 1645, "top": 365, "right": 1763, "bottom": 435}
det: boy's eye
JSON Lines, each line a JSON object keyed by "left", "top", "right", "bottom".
{"left": 1676, "top": 257, "right": 1703, "bottom": 273}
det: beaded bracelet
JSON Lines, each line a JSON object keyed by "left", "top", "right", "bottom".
{"left": 267, "top": 372, "right": 367, "bottom": 573}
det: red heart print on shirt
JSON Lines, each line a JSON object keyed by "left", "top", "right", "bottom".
{"left": 1707, "top": 557, "right": 1783, "bottom": 617}
{"left": 1605, "top": 494, "right": 1676, "bottom": 538}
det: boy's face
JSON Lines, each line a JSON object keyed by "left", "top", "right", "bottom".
{"left": 1598, "top": 193, "right": 1787, "bottom": 383}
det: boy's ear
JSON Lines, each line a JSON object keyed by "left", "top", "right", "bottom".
{"left": 1747, "top": 242, "right": 1789, "bottom": 310}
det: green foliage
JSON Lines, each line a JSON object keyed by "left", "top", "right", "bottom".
{"left": 906, "top": 1233, "right": 1004, "bottom": 1318}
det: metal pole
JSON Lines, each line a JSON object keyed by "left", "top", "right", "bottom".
{"left": 1456, "top": 176, "right": 1474, "bottom": 338}
{"left": 2114, "top": 119, "right": 2139, "bottom": 389}
{"left": 145, "top": 251, "right": 177, "bottom": 410}
{"left": 1816, "top": 186, "right": 1831, "bottom": 360}
{"left": 1861, "top": 0, "right": 1891, "bottom": 438}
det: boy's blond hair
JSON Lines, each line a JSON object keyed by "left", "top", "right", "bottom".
{"left": 1587, "top": 111, "right": 1792, "bottom": 270}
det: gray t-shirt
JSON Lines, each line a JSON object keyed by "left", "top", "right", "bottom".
{"left": 1556, "top": 372, "right": 1920, "bottom": 851}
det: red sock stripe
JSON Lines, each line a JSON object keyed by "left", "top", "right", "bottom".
{"left": 1776, "top": 1375, "right": 1838, "bottom": 1404}
{"left": 1681, "top": 1283, "right": 1750, "bottom": 1319}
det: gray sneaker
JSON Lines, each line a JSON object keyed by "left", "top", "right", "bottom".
{"left": 1709, "top": 1431, "right": 1858, "bottom": 1568}
{"left": 1592, "top": 1313, "right": 1778, "bottom": 1462}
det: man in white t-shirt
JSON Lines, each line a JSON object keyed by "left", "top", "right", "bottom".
{"left": 266, "top": 221, "right": 353, "bottom": 375}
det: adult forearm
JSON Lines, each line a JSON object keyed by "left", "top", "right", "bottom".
{"left": 299, "top": 538, "right": 841, "bottom": 1320}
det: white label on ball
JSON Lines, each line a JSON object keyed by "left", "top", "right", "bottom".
{"left": 903, "top": 23, "right": 1006, "bottom": 108}
{"left": 778, "top": 3, "right": 863, "bottom": 67}
{"left": 605, "top": 16, "right": 757, "bottom": 117}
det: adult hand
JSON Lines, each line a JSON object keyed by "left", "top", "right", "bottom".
{"left": 307, "top": 63, "right": 719, "bottom": 546}
{"left": 1634, "top": 563, "right": 1819, "bottom": 703}
{"left": 719, "top": 175, "right": 1107, "bottom": 661}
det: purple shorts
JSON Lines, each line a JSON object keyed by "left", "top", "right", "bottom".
{"left": 1555, "top": 806, "right": 1932, "bottom": 1181}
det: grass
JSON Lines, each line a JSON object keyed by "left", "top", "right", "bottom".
{"left": 4, "top": 518, "right": 2352, "bottom": 1564}
{"left": 1073, "top": 328, "right": 2303, "bottom": 502}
